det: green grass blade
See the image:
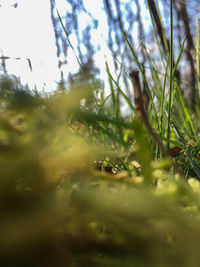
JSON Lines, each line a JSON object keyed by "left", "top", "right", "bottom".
{"left": 170, "top": 120, "right": 200, "bottom": 180}
{"left": 174, "top": 84, "right": 196, "bottom": 139}
{"left": 105, "top": 61, "right": 116, "bottom": 111}
{"left": 196, "top": 18, "right": 200, "bottom": 98}
{"left": 52, "top": 0, "right": 83, "bottom": 69}
{"left": 121, "top": 30, "right": 159, "bottom": 125}
{"left": 167, "top": 0, "right": 174, "bottom": 151}
{"left": 173, "top": 37, "right": 186, "bottom": 77}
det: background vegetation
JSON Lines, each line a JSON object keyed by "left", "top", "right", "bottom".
{"left": 0, "top": 0, "right": 200, "bottom": 266}
{"left": 50, "top": 0, "right": 199, "bottom": 106}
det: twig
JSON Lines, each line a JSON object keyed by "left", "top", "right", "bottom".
{"left": 129, "top": 70, "right": 185, "bottom": 179}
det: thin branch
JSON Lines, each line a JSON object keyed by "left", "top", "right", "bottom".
{"left": 129, "top": 70, "right": 185, "bottom": 179}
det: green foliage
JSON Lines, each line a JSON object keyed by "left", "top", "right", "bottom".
{"left": 1, "top": 3, "right": 200, "bottom": 266}
{"left": 0, "top": 72, "right": 200, "bottom": 266}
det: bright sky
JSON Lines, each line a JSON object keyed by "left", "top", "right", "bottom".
{"left": 0, "top": 0, "right": 151, "bottom": 92}
{"left": 0, "top": 0, "right": 60, "bottom": 91}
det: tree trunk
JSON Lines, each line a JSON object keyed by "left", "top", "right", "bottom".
{"left": 176, "top": 0, "right": 197, "bottom": 107}
{"left": 146, "top": 0, "right": 180, "bottom": 82}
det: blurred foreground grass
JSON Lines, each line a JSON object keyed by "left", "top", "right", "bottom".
{"left": 1, "top": 76, "right": 200, "bottom": 266}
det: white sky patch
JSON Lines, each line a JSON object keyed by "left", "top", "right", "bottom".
{"left": 140, "top": 4, "right": 152, "bottom": 32}
{"left": 0, "top": 0, "right": 60, "bottom": 91}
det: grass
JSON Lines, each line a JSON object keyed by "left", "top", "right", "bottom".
{"left": 1, "top": 1, "right": 200, "bottom": 266}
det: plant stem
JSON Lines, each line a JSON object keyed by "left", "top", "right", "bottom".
{"left": 167, "top": 0, "right": 174, "bottom": 151}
